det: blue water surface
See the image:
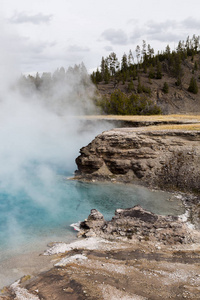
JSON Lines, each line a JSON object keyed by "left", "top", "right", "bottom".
{"left": 0, "top": 172, "right": 184, "bottom": 260}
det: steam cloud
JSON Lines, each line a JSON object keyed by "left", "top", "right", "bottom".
{"left": 0, "top": 21, "right": 99, "bottom": 193}
{"left": 0, "top": 19, "right": 111, "bottom": 250}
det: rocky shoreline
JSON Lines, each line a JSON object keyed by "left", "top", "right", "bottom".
{"left": 1, "top": 128, "right": 200, "bottom": 299}
{"left": 1, "top": 205, "right": 200, "bottom": 299}
{"left": 78, "top": 205, "right": 196, "bottom": 244}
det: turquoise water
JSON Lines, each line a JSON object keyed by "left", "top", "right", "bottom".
{"left": 0, "top": 174, "right": 184, "bottom": 258}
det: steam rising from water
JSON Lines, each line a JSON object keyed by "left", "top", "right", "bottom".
{"left": 0, "top": 19, "right": 98, "bottom": 188}
{"left": 0, "top": 21, "right": 112, "bottom": 251}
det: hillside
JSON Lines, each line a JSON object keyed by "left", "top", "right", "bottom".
{"left": 92, "top": 36, "right": 200, "bottom": 115}
{"left": 96, "top": 57, "right": 200, "bottom": 115}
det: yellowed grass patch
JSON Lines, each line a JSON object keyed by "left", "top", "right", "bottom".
{"left": 82, "top": 114, "right": 200, "bottom": 123}
{"left": 141, "top": 123, "right": 200, "bottom": 131}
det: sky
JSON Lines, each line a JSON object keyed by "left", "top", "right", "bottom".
{"left": 1, "top": 0, "right": 200, "bottom": 74}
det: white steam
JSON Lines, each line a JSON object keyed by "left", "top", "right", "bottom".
{"left": 0, "top": 16, "right": 115, "bottom": 290}
{"left": 0, "top": 23, "right": 99, "bottom": 194}
{"left": 0, "top": 20, "right": 111, "bottom": 244}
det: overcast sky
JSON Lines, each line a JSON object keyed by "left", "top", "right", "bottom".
{"left": 1, "top": 0, "right": 200, "bottom": 74}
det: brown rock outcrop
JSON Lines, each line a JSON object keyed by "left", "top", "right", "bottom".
{"left": 79, "top": 206, "right": 194, "bottom": 244}
{"left": 75, "top": 129, "right": 200, "bottom": 193}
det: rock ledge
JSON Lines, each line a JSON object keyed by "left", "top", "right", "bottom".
{"left": 75, "top": 129, "right": 200, "bottom": 194}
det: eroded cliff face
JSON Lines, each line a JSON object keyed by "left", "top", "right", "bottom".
{"left": 75, "top": 129, "right": 200, "bottom": 193}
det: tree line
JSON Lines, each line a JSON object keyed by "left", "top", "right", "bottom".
{"left": 18, "top": 63, "right": 90, "bottom": 94}
{"left": 91, "top": 34, "right": 200, "bottom": 90}
{"left": 17, "top": 63, "right": 98, "bottom": 115}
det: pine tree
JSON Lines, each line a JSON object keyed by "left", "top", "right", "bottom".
{"left": 156, "top": 61, "right": 162, "bottom": 79}
{"left": 172, "top": 53, "right": 184, "bottom": 86}
{"left": 148, "top": 64, "right": 155, "bottom": 79}
{"left": 128, "top": 50, "right": 134, "bottom": 67}
{"left": 194, "top": 61, "right": 198, "bottom": 71}
{"left": 162, "top": 82, "right": 169, "bottom": 94}
{"left": 95, "top": 68, "right": 102, "bottom": 83}
{"left": 104, "top": 62, "right": 110, "bottom": 84}
{"left": 188, "top": 76, "right": 198, "bottom": 94}
{"left": 137, "top": 77, "right": 143, "bottom": 93}
{"left": 121, "top": 53, "right": 128, "bottom": 71}
{"left": 35, "top": 72, "right": 42, "bottom": 89}
{"left": 108, "top": 52, "right": 119, "bottom": 76}
{"left": 100, "top": 57, "right": 105, "bottom": 78}
{"left": 142, "top": 40, "right": 147, "bottom": 60}
{"left": 165, "top": 45, "right": 171, "bottom": 56}
{"left": 135, "top": 45, "right": 141, "bottom": 65}
{"left": 147, "top": 44, "right": 154, "bottom": 62}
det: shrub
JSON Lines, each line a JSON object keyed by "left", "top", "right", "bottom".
{"left": 137, "top": 83, "right": 151, "bottom": 96}
{"left": 148, "top": 65, "right": 155, "bottom": 79}
{"left": 127, "top": 81, "right": 135, "bottom": 92}
{"left": 96, "top": 89, "right": 162, "bottom": 115}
